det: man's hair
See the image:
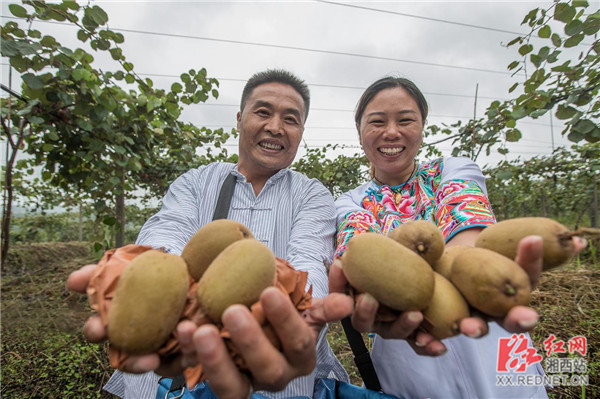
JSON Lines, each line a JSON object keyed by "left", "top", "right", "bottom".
{"left": 240, "top": 69, "right": 310, "bottom": 120}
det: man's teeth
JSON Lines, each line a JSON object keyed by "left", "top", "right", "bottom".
{"left": 260, "top": 142, "right": 283, "bottom": 150}
{"left": 379, "top": 147, "right": 404, "bottom": 155}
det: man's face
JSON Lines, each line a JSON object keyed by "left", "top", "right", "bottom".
{"left": 237, "top": 82, "right": 305, "bottom": 178}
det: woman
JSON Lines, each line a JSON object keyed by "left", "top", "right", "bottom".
{"left": 330, "top": 76, "right": 586, "bottom": 398}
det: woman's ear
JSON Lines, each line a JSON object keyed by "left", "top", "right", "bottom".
{"left": 357, "top": 123, "right": 362, "bottom": 146}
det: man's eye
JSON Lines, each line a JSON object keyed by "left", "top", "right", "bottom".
{"left": 285, "top": 117, "right": 299, "bottom": 124}
{"left": 256, "top": 109, "right": 269, "bottom": 116}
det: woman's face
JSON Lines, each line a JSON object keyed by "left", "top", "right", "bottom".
{"left": 358, "top": 87, "right": 424, "bottom": 186}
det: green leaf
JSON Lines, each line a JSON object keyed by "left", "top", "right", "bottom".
{"left": 89, "top": 5, "right": 109, "bottom": 25}
{"left": 563, "top": 33, "right": 584, "bottom": 47}
{"left": 505, "top": 129, "right": 522, "bottom": 142}
{"left": 77, "top": 29, "right": 90, "bottom": 42}
{"left": 538, "top": 25, "right": 551, "bottom": 38}
{"left": 42, "top": 143, "right": 55, "bottom": 152}
{"left": 573, "top": 119, "right": 596, "bottom": 134}
{"left": 556, "top": 104, "right": 577, "bottom": 119}
{"left": 506, "top": 119, "right": 516, "bottom": 128}
{"left": 123, "top": 62, "right": 134, "bottom": 72}
{"left": 72, "top": 68, "right": 91, "bottom": 81}
{"left": 567, "top": 129, "right": 585, "bottom": 142}
{"left": 496, "top": 170, "right": 513, "bottom": 180}
{"left": 63, "top": 1, "right": 80, "bottom": 10}
{"left": 572, "top": 1, "right": 588, "bottom": 7}
{"left": 554, "top": 3, "right": 575, "bottom": 23}
{"left": 22, "top": 73, "right": 44, "bottom": 90}
{"left": 583, "top": 17, "right": 600, "bottom": 35}
{"left": 171, "top": 82, "right": 183, "bottom": 93}
{"left": 9, "top": 4, "right": 28, "bottom": 18}
{"left": 507, "top": 60, "right": 520, "bottom": 70}
{"left": 508, "top": 82, "right": 519, "bottom": 93}
{"left": 28, "top": 29, "right": 41, "bottom": 39}
{"left": 565, "top": 19, "right": 584, "bottom": 36}
{"left": 530, "top": 54, "right": 543, "bottom": 68}
{"left": 96, "top": 39, "right": 111, "bottom": 50}
{"left": 518, "top": 44, "right": 533, "bottom": 55}
{"left": 40, "top": 35, "right": 58, "bottom": 47}
{"left": 551, "top": 33, "right": 561, "bottom": 46}
{"left": 506, "top": 36, "right": 522, "bottom": 47}
{"left": 510, "top": 107, "right": 527, "bottom": 120}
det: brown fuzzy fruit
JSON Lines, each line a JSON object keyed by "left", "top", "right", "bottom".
{"left": 475, "top": 217, "right": 578, "bottom": 270}
{"left": 449, "top": 247, "right": 531, "bottom": 317}
{"left": 181, "top": 220, "right": 254, "bottom": 281}
{"left": 388, "top": 220, "right": 445, "bottom": 266}
{"left": 342, "top": 233, "right": 434, "bottom": 311}
{"left": 108, "top": 250, "right": 189, "bottom": 354}
{"left": 433, "top": 244, "right": 471, "bottom": 279}
{"left": 196, "top": 239, "right": 276, "bottom": 322}
{"left": 421, "top": 272, "right": 470, "bottom": 339}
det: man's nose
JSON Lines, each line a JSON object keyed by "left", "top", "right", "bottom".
{"left": 265, "top": 115, "right": 284, "bottom": 135}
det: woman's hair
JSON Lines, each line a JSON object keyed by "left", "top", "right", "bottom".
{"left": 354, "top": 76, "right": 428, "bottom": 126}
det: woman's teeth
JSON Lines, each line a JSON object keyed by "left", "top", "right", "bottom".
{"left": 379, "top": 147, "right": 404, "bottom": 155}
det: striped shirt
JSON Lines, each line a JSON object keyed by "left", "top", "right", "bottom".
{"left": 103, "top": 162, "right": 349, "bottom": 398}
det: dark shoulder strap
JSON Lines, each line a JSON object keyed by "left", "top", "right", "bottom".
{"left": 212, "top": 173, "right": 237, "bottom": 220}
{"left": 168, "top": 173, "right": 237, "bottom": 393}
{"left": 341, "top": 316, "right": 382, "bottom": 392}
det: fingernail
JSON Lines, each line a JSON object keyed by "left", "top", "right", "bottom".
{"left": 437, "top": 347, "right": 447, "bottom": 355}
{"left": 518, "top": 316, "right": 539, "bottom": 330}
{"left": 361, "top": 293, "right": 378, "bottom": 313}
{"left": 467, "top": 328, "right": 482, "bottom": 338}
{"left": 407, "top": 311, "right": 422, "bottom": 324}
{"left": 222, "top": 305, "right": 250, "bottom": 332}
{"left": 415, "top": 339, "right": 426, "bottom": 347}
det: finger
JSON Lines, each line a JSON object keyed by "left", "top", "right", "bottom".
{"left": 409, "top": 331, "right": 447, "bottom": 356}
{"left": 223, "top": 303, "right": 290, "bottom": 391}
{"left": 83, "top": 315, "right": 107, "bottom": 343}
{"left": 66, "top": 264, "right": 97, "bottom": 292}
{"left": 351, "top": 293, "right": 379, "bottom": 332}
{"left": 514, "top": 235, "right": 543, "bottom": 288}
{"left": 121, "top": 354, "right": 161, "bottom": 374}
{"left": 573, "top": 236, "right": 587, "bottom": 253}
{"left": 193, "top": 324, "right": 250, "bottom": 399}
{"left": 500, "top": 306, "right": 539, "bottom": 333}
{"left": 459, "top": 317, "right": 489, "bottom": 338}
{"left": 328, "top": 259, "right": 348, "bottom": 294}
{"left": 303, "top": 293, "right": 354, "bottom": 326}
{"left": 375, "top": 310, "right": 422, "bottom": 339}
{"left": 177, "top": 320, "right": 199, "bottom": 368}
{"left": 261, "top": 287, "right": 316, "bottom": 376}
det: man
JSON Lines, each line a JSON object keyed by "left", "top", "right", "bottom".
{"left": 67, "top": 69, "right": 354, "bottom": 398}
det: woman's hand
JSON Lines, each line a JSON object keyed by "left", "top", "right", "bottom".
{"left": 328, "top": 234, "right": 587, "bottom": 356}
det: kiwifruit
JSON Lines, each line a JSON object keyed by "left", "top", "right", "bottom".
{"left": 388, "top": 220, "right": 445, "bottom": 266}
{"left": 342, "top": 233, "right": 434, "bottom": 311}
{"left": 433, "top": 244, "right": 471, "bottom": 279}
{"left": 181, "top": 220, "right": 254, "bottom": 280}
{"left": 449, "top": 247, "right": 531, "bottom": 317}
{"left": 196, "top": 239, "right": 276, "bottom": 322}
{"left": 108, "top": 250, "right": 189, "bottom": 354}
{"left": 421, "top": 272, "right": 470, "bottom": 339}
{"left": 475, "top": 217, "right": 580, "bottom": 270}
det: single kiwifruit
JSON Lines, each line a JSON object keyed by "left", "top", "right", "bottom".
{"left": 196, "top": 239, "right": 276, "bottom": 322}
{"left": 388, "top": 220, "right": 445, "bottom": 266}
{"left": 342, "top": 233, "right": 434, "bottom": 311}
{"left": 475, "top": 217, "right": 578, "bottom": 270}
{"left": 449, "top": 247, "right": 531, "bottom": 317}
{"left": 421, "top": 272, "right": 470, "bottom": 339}
{"left": 181, "top": 220, "right": 254, "bottom": 280}
{"left": 108, "top": 250, "right": 189, "bottom": 354}
{"left": 433, "top": 244, "right": 471, "bottom": 279}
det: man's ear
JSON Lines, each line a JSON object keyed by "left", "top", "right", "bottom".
{"left": 236, "top": 111, "right": 242, "bottom": 131}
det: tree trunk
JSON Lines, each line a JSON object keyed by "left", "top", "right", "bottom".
{"left": 115, "top": 185, "right": 125, "bottom": 248}
{"left": 78, "top": 202, "right": 83, "bottom": 242}
{"left": 591, "top": 174, "right": 598, "bottom": 228}
{"left": 1, "top": 118, "right": 26, "bottom": 265}
{"left": 541, "top": 190, "right": 547, "bottom": 217}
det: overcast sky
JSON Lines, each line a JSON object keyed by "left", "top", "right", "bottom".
{"left": 2, "top": 0, "right": 587, "bottom": 171}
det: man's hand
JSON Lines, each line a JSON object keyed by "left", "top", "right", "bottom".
{"left": 67, "top": 264, "right": 354, "bottom": 398}
{"left": 328, "top": 234, "right": 587, "bottom": 356}
{"left": 177, "top": 287, "right": 353, "bottom": 398}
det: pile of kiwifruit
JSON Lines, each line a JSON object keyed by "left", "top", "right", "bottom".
{"left": 341, "top": 217, "right": 589, "bottom": 340}
{"left": 104, "top": 220, "right": 276, "bottom": 355}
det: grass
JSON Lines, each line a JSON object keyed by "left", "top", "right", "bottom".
{"left": 2, "top": 242, "right": 598, "bottom": 398}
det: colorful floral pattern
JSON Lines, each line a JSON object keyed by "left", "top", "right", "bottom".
{"left": 334, "top": 158, "right": 496, "bottom": 257}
